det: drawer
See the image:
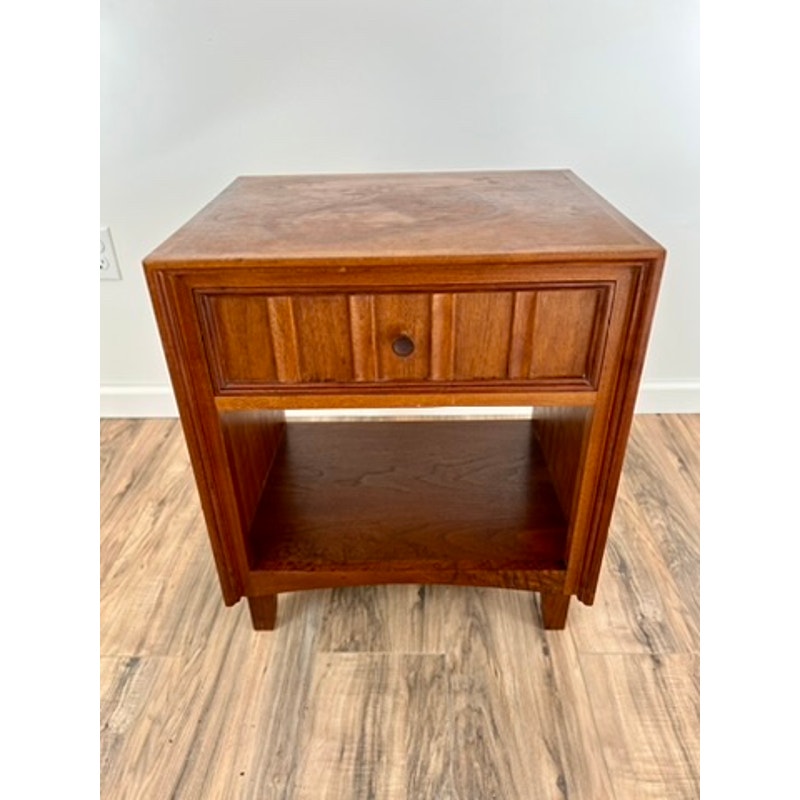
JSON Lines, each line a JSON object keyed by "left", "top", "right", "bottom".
{"left": 198, "top": 286, "right": 611, "bottom": 393}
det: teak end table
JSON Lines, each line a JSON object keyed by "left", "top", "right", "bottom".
{"left": 144, "top": 170, "right": 664, "bottom": 631}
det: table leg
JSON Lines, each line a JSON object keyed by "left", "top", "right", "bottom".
{"left": 541, "top": 592, "right": 571, "bottom": 630}
{"left": 248, "top": 594, "right": 277, "bottom": 630}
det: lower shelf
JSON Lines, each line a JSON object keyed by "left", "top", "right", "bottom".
{"left": 246, "top": 419, "right": 568, "bottom": 593}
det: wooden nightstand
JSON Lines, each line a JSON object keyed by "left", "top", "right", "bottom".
{"left": 144, "top": 170, "right": 664, "bottom": 631}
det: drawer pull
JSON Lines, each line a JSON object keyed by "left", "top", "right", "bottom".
{"left": 391, "top": 334, "right": 415, "bottom": 358}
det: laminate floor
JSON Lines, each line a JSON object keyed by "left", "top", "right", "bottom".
{"left": 100, "top": 414, "right": 699, "bottom": 799}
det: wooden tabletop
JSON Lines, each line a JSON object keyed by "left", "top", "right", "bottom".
{"left": 144, "top": 170, "right": 663, "bottom": 267}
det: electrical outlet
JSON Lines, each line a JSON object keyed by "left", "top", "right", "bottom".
{"left": 100, "top": 227, "right": 122, "bottom": 280}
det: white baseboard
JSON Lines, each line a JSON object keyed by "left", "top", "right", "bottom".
{"left": 634, "top": 381, "right": 700, "bottom": 414}
{"left": 100, "top": 385, "right": 178, "bottom": 418}
{"left": 101, "top": 380, "right": 699, "bottom": 418}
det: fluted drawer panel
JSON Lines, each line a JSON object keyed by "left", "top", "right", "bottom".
{"left": 452, "top": 292, "right": 516, "bottom": 380}
{"left": 199, "top": 286, "right": 609, "bottom": 393}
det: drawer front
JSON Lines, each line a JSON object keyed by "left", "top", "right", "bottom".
{"left": 198, "top": 287, "right": 610, "bottom": 393}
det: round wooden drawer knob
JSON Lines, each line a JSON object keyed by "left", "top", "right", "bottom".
{"left": 392, "top": 335, "right": 415, "bottom": 358}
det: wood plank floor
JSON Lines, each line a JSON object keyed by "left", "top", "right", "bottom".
{"left": 100, "top": 414, "right": 699, "bottom": 799}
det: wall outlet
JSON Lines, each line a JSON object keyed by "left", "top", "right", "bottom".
{"left": 100, "top": 227, "right": 122, "bottom": 280}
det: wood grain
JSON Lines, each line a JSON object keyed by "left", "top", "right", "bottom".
{"left": 292, "top": 294, "right": 353, "bottom": 382}
{"left": 316, "top": 584, "right": 427, "bottom": 654}
{"left": 161, "top": 614, "right": 277, "bottom": 798}
{"left": 530, "top": 288, "right": 601, "bottom": 379}
{"left": 579, "top": 654, "right": 699, "bottom": 799}
{"left": 348, "top": 294, "right": 378, "bottom": 380}
{"left": 200, "top": 286, "right": 610, "bottom": 392}
{"left": 266, "top": 296, "right": 302, "bottom": 382}
{"left": 430, "top": 293, "right": 456, "bottom": 380}
{"left": 219, "top": 408, "right": 285, "bottom": 547}
{"left": 428, "top": 586, "right": 616, "bottom": 799}
{"left": 100, "top": 419, "right": 220, "bottom": 656}
{"left": 143, "top": 170, "right": 663, "bottom": 266}
{"left": 293, "top": 654, "right": 453, "bottom": 799}
{"left": 248, "top": 420, "right": 568, "bottom": 593}
{"left": 451, "top": 291, "right": 514, "bottom": 379}
{"left": 533, "top": 405, "right": 591, "bottom": 521}
{"left": 374, "top": 293, "right": 431, "bottom": 380}
{"left": 101, "top": 414, "right": 699, "bottom": 799}
{"left": 201, "top": 294, "right": 277, "bottom": 385}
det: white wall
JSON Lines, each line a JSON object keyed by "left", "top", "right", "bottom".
{"left": 100, "top": 0, "right": 699, "bottom": 415}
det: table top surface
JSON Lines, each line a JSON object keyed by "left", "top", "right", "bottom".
{"left": 144, "top": 170, "right": 664, "bottom": 267}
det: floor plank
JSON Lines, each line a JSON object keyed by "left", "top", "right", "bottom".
{"left": 99, "top": 631, "right": 234, "bottom": 799}
{"left": 579, "top": 653, "right": 700, "bottom": 800}
{"left": 292, "top": 653, "right": 452, "bottom": 800}
{"left": 442, "top": 586, "right": 615, "bottom": 799}
{"left": 100, "top": 419, "right": 238, "bottom": 658}
{"left": 317, "top": 584, "right": 427, "bottom": 654}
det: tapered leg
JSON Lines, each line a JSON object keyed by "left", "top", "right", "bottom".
{"left": 248, "top": 594, "right": 278, "bottom": 630}
{"left": 541, "top": 592, "right": 571, "bottom": 630}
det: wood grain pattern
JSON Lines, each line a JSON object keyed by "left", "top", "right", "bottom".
{"left": 430, "top": 293, "right": 456, "bottom": 380}
{"left": 452, "top": 291, "right": 514, "bottom": 379}
{"left": 315, "top": 584, "right": 428, "bottom": 655}
{"left": 200, "top": 286, "right": 609, "bottom": 392}
{"left": 374, "top": 292, "right": 431, "bottom": 380}
{"left": 159, "top": 614, "right": 277, "bottom": 798}
{"left": 530, "top": 287, "right": 601, "bottom": 379}
{"left": 348, "top": 294, "right": 378, "bottom": 380}
{"left": 579, "top": 654, "right": 699, "bottom": 799}
{"left": 507, "top": 290, "right": 537, "bottom": 378}
{"left": 201, "top": 294, "right": 277, "bottom": 385}
{"left": 429, "top": 586, "right": 616, "bottom": 799}
{"left": 266, "top": 296, "right": 301, "bottom": 382}
{"left": 100, "top": 419, "right": 220, "bottom": 656}
{"left": 293, "top": 294, "right": 353, "bottom": 382}
{"left": 292, "top": 654, "right": 452, "bottom": 799}
{"left": 214, "top": 387, "right": 598, "bottom": 412}
{"left": 533, "top": 405, "right": 591, "bottom": 522}
{"left": 248, "top": 420, "right": 567, "bottom": 593}
{"left": 101, "top": 415, "right": 699, "bottom": 799}
{"left": 143, "top": 170, "right": 663, "bottom": 266}
{"left": 218, "top": 408, "right": 285, "bottom": 547}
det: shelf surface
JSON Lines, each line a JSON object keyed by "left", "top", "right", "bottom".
{"left": 248, "top": 419, "right": 568, "bottom": 587}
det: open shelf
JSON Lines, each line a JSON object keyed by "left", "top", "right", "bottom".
{"left": 246, "top": 419, "right": 568, "bottom": 593}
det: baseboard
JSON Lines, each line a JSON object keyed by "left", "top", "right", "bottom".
{"left": 100, "top": 385, "right": 178, "bottom": 418}
{"left": 101, "top": 380, "right": 700, "bottom": 418}
{"left": 634, "top": 381, "right": 700, "bottom": 414}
